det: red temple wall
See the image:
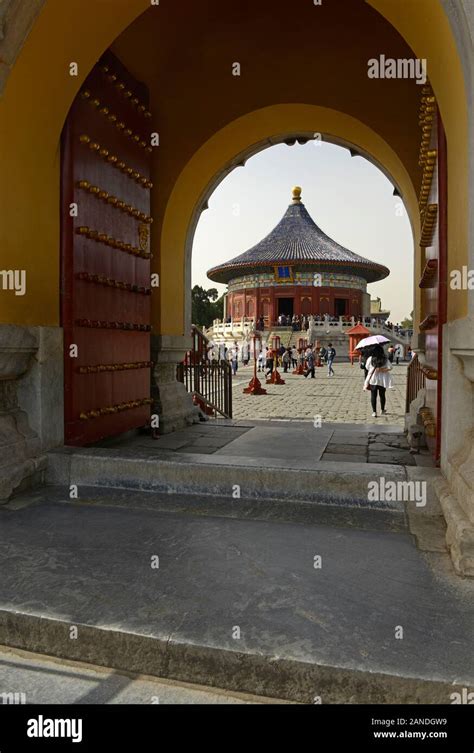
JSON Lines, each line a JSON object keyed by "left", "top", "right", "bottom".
{"left": 227, "top": 286, "right": 363, "bottom": 322}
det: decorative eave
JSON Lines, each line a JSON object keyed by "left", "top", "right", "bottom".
{"left": 419, "top": 258, "right": 438, "bottom": 288}
{"left": 419, "top": 313, "right": 438, "bottom": 331}
{"left": 419, "top": 362, "right": 438, "bottom": 380}
{"left": 420, "top": 203, "right": 438, "bottom": 247}
{"left": 208, "top": 257, "right": 389, "bottom": 285}
{"left": 418, "top": 83, "right": 437, "bottom": 213}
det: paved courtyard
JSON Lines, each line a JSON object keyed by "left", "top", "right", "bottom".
{"left": 232, "top": 361, "right": 407, "bottom": 425}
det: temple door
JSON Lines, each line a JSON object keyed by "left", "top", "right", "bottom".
{"left": 301, "top": 296, "right": 312, "bottom": 316}
{"left": 319, "top": 295, "right": 331, "bottom": 316}
{"left": 61, "top": 51, "right": 153, "bottom": 445}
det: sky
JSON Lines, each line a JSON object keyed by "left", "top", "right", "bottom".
{"left": 191, "top": 141, "right": 414, "bottom": 324}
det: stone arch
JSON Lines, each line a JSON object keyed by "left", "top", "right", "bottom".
{"left": 0, "top": 0, "right": 470, "bottom": 328}
{"left": 160, "top": 104, "right": 419, "bottom": 334}
{"left": 0, "top": 0, "right": 472, "bottom": 562}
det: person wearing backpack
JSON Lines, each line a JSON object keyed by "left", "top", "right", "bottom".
{"left": 327, "top": 343, "right": 336, "bottom": 376}
{"left": 304, "top": 349, "right": 315, "bottom": 378}
{"left": 291, "top": 346, "right": 298, "bottom": 369}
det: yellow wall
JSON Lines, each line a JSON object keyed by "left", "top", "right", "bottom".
{"left": 0, "top": 0, "right": 469, "bottom": 333}
{"left": 0, "top": 0, "right": 148, "bottom": 326}
{"left": 112, "top": 0, "right": 424, "bottom": 335}
{"left": 369, "top": 0, "right": 469, "bottom": 321}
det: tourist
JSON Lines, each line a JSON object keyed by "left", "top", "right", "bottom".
{"left": 230, "top": 347, "right": 238, "bottom": 376}
{"left": 257, "top": 349, "right": 264, "bottom": 372}
{"left": 304, "top": 348, "right": 315, "bottom": 378}
{"left": 319, "top": 345, "right": 327, "bottom": 364}
{"left": 297, "top": 348, "right": 305, "bottom": 371}
{"left": 327, "top": 342, "right": 336, "bottom": 376}
{"left": 265, "top": 348, "right": 274, "bottom": 377}
{"left": 395, "top": 344, "right": 402, "bottom": 365}
{"left": 282, "top": 349, "right": 291, "bottom": 373}
{"left": 219, "top": 344, "right": 228, "bottom": 361}
{"left": 387, "top": 344, "right": 395, "bottom": 363}
{"left": 363, "top": 344, "right": 393, "bottom": 417}
{"left": 291, "top": 346, "right": 298, "bottom": 369}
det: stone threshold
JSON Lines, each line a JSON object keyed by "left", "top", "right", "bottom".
{"left": 0, "top": 610, "right": 470, "bottom": 705}
{"left": 11, "top": 485, "right": 407, "bottom": 534}
{"left": 45, "top": 446, "right": 409, "bottom": 512}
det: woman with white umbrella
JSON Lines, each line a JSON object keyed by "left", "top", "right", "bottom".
{"left": 355, "top": 335, "right": 388, "bottom": 379}
{"left": 363, "top": 343, "right": 393, "bottom": 417}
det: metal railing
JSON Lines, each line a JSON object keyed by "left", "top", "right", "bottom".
{"left": 405, "top": 352, "right": 426, "bottom": 413}
{"left": 177, "top": 326, "right": 232, "bottom": 418}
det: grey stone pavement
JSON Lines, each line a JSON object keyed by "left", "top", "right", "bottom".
{"left": 0, "top": 366, "right": 454, "bottom": 703}
{"left": 0, "top": 647, "right": 274, "bottom": 705}
{"left": 232, "top": 362, "right": 407, "bottom": 424}
{"left": 97, "top": 417, "right": 432, "bottom": 468}
{"left": 0, "top": 495, "right": 473, "bottom": 702}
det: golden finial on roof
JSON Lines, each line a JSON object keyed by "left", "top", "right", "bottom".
{"left": 292, "top": 186, "right": 302, "bottom": 203}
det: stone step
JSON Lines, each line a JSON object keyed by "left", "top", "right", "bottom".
{"left": 45, "top": 448, "right": 409, "bottom": 532}
{"left": 1, "top": 608, "right": 465, "bottom": 705}
{"left": 1, "top": 498, "right": 472, "bottom": 703}
{"left": 25, "top": 483, "right": 407, "bottom": 534}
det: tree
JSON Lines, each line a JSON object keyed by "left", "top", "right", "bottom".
{"left": 401, "top": 310, "right": 414, "bottom": 329}
{"left": 192, "top": 285, "right": 224, "bottom": 329}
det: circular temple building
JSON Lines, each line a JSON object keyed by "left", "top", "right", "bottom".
{"left": 207, "top": 187, "right": 389, "bottom": 325}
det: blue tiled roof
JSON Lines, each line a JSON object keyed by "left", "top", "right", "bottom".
{"left": 207, "top": 200, "right": 390, "bottom": 284}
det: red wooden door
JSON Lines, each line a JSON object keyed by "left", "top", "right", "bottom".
{"left": 61, "top": 51, "right": 153, "bottom": 445}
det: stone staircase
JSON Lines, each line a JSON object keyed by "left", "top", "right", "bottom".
{"left": 266, "top": 327, "right": 293, "bottom": 348}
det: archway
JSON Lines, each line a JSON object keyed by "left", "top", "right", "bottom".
{"left": 0, "top": 0, "right": 472, "bottom": 574}
{"left": 0, "top": 0, "right": 469, "bottom": 329}
{"left": 160, "top": 105, "right": 419, "bottom": 335}
{"left": 188, "top": 136, "right": 415, "bottom": 427}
